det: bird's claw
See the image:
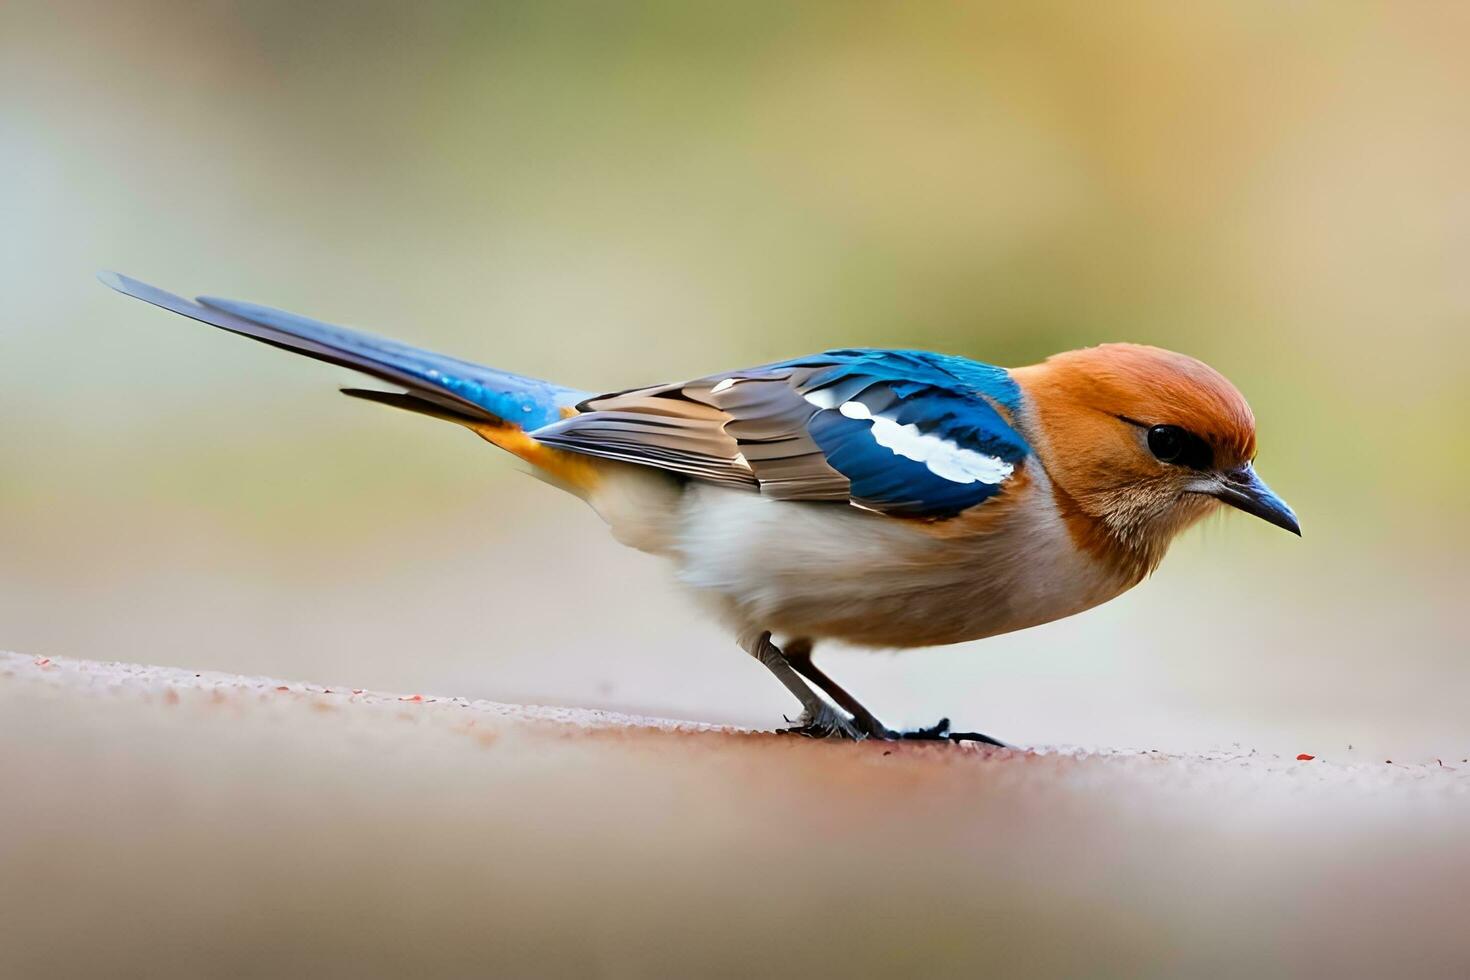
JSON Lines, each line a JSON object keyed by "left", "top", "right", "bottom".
{"left": 898, "top": 717, "right": 952, "bottom": 739}
{"left": 943, "top": 730, "right": 1008, "bottom": 747}
{"left": 775, "top": 709, "right": 1005, "bottom": 746}
{"left": 890, "top": 717, "right": 1008, "bottom": 747}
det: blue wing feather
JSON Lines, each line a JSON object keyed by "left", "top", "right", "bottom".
{"left": 805, "top": 385, "right": 1027, "bottom": 516}
{"left": 788, "top": 348, "right": 1024, "bottom": 413}
{"left": 705, "top": 351, "right": 1029, "bottom": 520}
{"left": 781, "top": 349, "right": 1029, "bottom": 516}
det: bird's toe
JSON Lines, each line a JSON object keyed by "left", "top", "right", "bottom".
{"left": 891, "top": 718, "right": 1008, "bottom": 747}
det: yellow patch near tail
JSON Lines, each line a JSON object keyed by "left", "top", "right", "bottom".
{"left": 469, "top": 422, "right": 602, "bottom": 493}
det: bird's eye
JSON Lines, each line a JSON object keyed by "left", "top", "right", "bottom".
{"left": 1146, "top": 425, "right": 1212, "bottom": 469}
{"left": 1147, "top": 425, "right": 1184, "bottom": 462}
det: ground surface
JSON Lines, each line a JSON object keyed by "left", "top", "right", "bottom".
{"left": 3, "top": 651, "right": 1468, "bottom": 979}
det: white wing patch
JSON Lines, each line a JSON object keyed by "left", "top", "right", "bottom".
{"left": 834, "top": 399, "right": 1013, "bottom": 486}
{"left": 802, "top": 387, "right": 842, "bottom": 410}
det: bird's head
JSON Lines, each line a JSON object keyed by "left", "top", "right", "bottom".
{"left": 1012, "top": 343, "right": 1298, "bottom": 574}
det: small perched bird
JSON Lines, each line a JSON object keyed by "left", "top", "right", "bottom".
{"left": 101, "top": 272, "right": 1299, "bottom": 743}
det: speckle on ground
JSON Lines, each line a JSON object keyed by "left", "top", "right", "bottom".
{"left": 2, "top": 651, "right": 1466, "bottom": 979}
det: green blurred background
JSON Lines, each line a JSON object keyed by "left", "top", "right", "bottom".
{"left": 2, "top": 0, "right": 1465, "bottom": 759}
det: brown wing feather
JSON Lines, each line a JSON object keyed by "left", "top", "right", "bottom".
{"left": 532, "top": 368, "right": 850, "bottom": 500}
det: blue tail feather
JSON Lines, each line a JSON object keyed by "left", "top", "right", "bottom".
{"left": 99, "top": 272, "right": 585, "bottom": 429}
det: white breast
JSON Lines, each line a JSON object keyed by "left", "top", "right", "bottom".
{"left": 577, "top": 449, "right": 1134, "bottom": 649}
{"left": 666, "top": 475, "right": 1132, "bottom": 649}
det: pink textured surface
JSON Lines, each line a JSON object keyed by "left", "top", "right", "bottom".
{"left": 3, "top": 651, "right": 1468, "bottom": 978}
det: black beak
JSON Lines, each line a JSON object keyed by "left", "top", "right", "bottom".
{"left": 1210, "top": 465, "right": 1301, "bottom": 536}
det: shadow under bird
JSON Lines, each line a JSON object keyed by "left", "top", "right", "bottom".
{"left": 100, "top": 272, "right": 1300, "bottom": 743}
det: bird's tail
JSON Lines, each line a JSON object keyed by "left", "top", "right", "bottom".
{"left": 98, "top": 272, "right": 601, "bottom": 490}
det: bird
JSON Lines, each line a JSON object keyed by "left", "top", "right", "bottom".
{"left": 99, "top": 272, "right": 1300, "bottom": 743}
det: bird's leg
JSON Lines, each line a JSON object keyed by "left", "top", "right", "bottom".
{"left": 782, "top": 638, "right": 1008, "bottom": 747}
{"left": 781, "top": 638, "right": 892, "bottom": 738}
{"left": 738, "top": 630, "right": 864, "bottom": 740}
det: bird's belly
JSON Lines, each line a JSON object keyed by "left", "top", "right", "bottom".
{"left": 671, "top": 484, "right": 1131, "bottom": 649}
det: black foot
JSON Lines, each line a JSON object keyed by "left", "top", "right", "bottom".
{"left": 891, "top": 717, "right": 1007, "bottom": 747}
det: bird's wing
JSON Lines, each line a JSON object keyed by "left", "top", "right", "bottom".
{"left": 532, "top": 349, "right": 1031, "bottom": 518}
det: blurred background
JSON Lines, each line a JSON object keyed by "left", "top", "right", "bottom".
{"left": 2, "top": 0, "right": 1466, "bottom": 761}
